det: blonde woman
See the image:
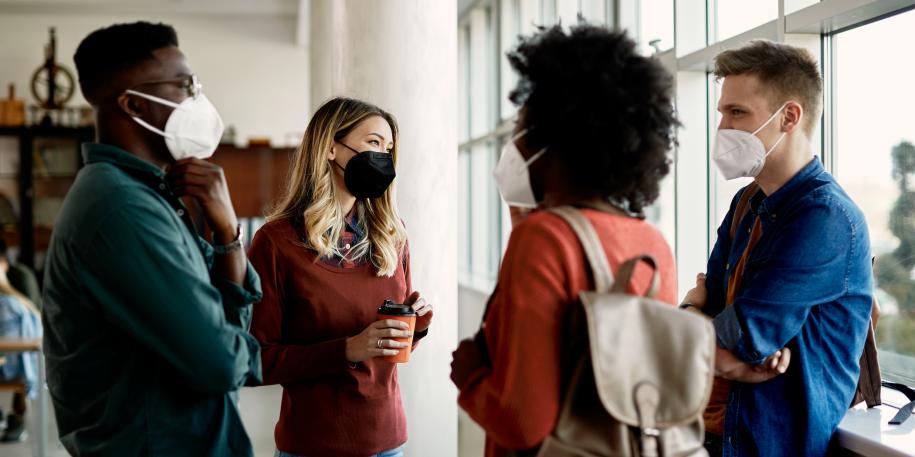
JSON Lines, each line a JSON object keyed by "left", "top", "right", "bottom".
{"left": 249, "top": 97, "right": 433, "bottom": 457}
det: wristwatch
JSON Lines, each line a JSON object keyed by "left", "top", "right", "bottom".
{"left": 212, "top": 224, "right": 244, "bottom": 255}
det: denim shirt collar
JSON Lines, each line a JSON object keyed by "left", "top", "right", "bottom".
{"left": 753, "top": 157, "right": 824, "bottom": 218}
{"left": 344, "top": 206, "right": 365, "bottom": 240}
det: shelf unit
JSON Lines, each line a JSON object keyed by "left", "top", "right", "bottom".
{"left": 0, "top": 126, "right": 94, "bottom": 271}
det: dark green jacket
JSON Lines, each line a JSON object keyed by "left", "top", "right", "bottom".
{"left": 42, "top": 143, "right": 262, "bottom": 457}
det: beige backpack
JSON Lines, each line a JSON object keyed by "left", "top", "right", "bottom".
{"left": 536, "top": 206, "right": 715, "bottom": 457}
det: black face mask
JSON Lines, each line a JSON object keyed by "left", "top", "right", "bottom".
{"left": 334, "top": 142, "right": 396, "bottom": 199}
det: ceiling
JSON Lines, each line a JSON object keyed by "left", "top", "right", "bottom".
{"left": 0, "top": 0, "right": 301, "bottom": 16}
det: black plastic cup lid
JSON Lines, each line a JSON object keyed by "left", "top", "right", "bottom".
{"left": 378, "top": 299, "right": 416, "bottom": 316}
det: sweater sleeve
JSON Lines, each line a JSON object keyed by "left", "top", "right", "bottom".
{"left": 457, "top": 216, "right": 577, "bottom": 450}
{"left": 248, "top": 229, "right": 352, "bottom": 385}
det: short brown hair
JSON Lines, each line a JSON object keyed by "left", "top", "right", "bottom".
{"left": 714, "top": 40, "right": 822, "bottom": 135}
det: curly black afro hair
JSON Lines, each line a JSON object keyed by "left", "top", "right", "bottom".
{"left": 508, "top": 23, "right": 678, "bottom": 215}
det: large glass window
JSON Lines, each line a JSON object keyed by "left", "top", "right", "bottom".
{"left": 460, "top": 0, "right": 614, "bottom": 293}
{"left": 639, "top": 0, "right": 674, "bottom": 53}
{"left": 458, "top": 25, "right": 470, "bottom": 143}
{"left": 715, "top": 0, "right": 777, "bottom": 41}
{"left": 834, "top": 9, "right": 915, "bottom": 384}
{"left": 458, "top": 149, "right": 471, "bottom": 274}
{"left": 499, "top": 0, "right": 520, "bottom": 120}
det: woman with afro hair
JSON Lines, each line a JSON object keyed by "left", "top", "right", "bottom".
{"left": 450, "top": 23, "right": 680, "bottom": 457}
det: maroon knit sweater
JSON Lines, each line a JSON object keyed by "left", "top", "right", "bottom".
{"left": 248, "top": 218, "right": 413, "bottom": 457}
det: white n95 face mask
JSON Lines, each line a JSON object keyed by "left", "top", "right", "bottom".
{"left": 713, "top": 103, "right": 788, "bottom": 180}
{"left": 125, "top": 90, "right": 225, "bottom": 160}
{"left": 493, "top": 129, "right": 547, "bottom": 208}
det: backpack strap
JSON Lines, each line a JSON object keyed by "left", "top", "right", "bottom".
{"left": 549, "top": 207, "right": 660, "bottom": 297}
{"left": 730, "top": 182, "right": 761, "bottom": 240}
{"left": 634, "top": 382, "right": 662, "bottom": 457}
{"left": 615, "top": 255, "right": 661, "bottom": 299}
{"left": 853, "top": 256, "right": 882, "bottom": 408}
{"left": 548, "top": 206, "right": 615, "bottom": 293}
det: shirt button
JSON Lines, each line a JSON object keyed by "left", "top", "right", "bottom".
{"left": 158, "top": 183, "right": 166, "bottom": 190}
{"left": 344, "top": 243, "right": 351, "bottom": 249}
{"left": 176, "top": 209, "right": 185, "bottom": 217}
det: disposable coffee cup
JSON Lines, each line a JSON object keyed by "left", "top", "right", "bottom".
{"left": 377, "top": 299, "right": 416, "bottom": 363}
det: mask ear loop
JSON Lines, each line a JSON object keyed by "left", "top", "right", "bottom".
{"left": 331, "top": 141, "right": 363, "bottom": 173}
{"left": 524, "top": 148, "right": 548, "bottom": 166}
{"left": 511, "top": 128, "right": 528, "bottom": 141}
{"left": 124, "top": 90, "right": 182, "bottom": 139}
{"left": 509, "top": 128, "right": 548, "bottom": 166}
{"left": 751, "top": 102, "right": 791, "bottom": 135}
{"left": 757, "top": 102, "right": 792, "bottom": 156}
{"left": 764, "top": 131, "right": 788, "bottom": 156}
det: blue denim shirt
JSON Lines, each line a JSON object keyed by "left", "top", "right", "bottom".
{"left": 0, "top": 294, "right": 41, "bottom": 397}
{"left": 706, "top": 158, "right": 873, "bottom": 457}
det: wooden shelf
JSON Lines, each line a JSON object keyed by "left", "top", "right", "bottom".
{"left": 0, "top": 126, "right": 92, "bottom": 138}
{"left": 0, "top": 125, "right": 92, "bottom": 269}
{"left": 210, "top": 145, "right": 293, "bottom": 218}
{"left": 2, "top": 226, "right": 51, "bottom": 251}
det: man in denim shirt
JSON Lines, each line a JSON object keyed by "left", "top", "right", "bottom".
{"left": 682, "top": 41, "right": 873, "bottom": 456}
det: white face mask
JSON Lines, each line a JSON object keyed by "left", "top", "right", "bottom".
{"left": 493, "top": 129, "right": 547, "bottom": 208}
{"left": 125, "top": 90, "right": 225, "bottom": 160}
{"left": 713, "top": 103, "right": 789, "bottom": 180}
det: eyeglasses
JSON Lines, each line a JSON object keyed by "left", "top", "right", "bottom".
{"left": 130, "top": 74, "right": 202, "bottom": 99}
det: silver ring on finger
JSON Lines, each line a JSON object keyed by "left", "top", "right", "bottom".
{"left": 377, "top": 338, "right": 384, "bottom": 349}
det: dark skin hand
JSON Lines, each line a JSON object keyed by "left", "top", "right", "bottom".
{"left": 451, "top": 338, "right": 486, "bottom": 389}
{"left": 166, "top": 158, "right": 245, "bottom": 284}
{"left": 90, "top": 45, "right": 245, "bottom": 285}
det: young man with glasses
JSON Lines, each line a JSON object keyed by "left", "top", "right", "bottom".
{"left": 42, "top": 22, "right": 262, "bottom": 456}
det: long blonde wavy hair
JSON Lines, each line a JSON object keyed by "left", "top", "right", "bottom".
{"left": 269, "top": 97, "right": 407, "bottom": 277}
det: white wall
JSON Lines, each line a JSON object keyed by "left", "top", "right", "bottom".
{"left": 0, "top": 11, "right": 309, "bottom": 147}
{"left": 310, "top": 1, "right": 459, "bottom": 456}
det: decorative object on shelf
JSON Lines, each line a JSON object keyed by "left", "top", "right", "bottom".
{"left": 78, "top": 106, "right": 93, "bottom": 127}
{"left": 246, "top": 136, "right": 271, "bottom": 147}
{"left": 30, "top": 27, "right": 76, "bottom": 126}
{"left": 0, "top": 84, "right": 26, "bottom": 127}
{"left": 220, "top": 125, "right": 237, "bottom": 145}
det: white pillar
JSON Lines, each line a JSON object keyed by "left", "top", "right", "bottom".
{"left": 310, "top": 2, "right": 459, "bottom": 456}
